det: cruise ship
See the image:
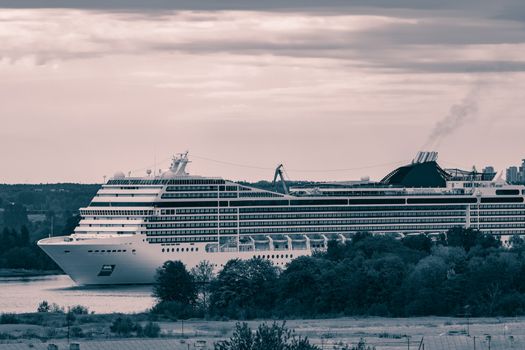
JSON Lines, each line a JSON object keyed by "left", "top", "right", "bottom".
{"left": 38, "top": 152, "right": 525, "bottom": 285}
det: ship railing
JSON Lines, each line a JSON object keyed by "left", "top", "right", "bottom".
{"left": 239, "top": 245, "right": 254, "bottom": 252}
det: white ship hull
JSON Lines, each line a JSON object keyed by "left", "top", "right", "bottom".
{"left": 38, "top": 235, "right": 311, "bottom": 285}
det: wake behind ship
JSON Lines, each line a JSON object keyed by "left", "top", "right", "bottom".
{"left": 38, "top": 152, "right": 525, "bottom": 285}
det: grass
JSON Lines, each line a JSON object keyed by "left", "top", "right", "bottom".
{"left": 1, "top": 313, "right": 525, "bottom": 348}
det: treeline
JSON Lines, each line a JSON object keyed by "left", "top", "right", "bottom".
{"left": 153, "top": 228, "right": 525, "bottom": 318}
{"left": 0, "top": 226, "right": 58, "bottom": 270}
{"left": 0, "top": 184, "right": 99, "bottom": 270}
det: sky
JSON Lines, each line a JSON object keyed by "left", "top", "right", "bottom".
{"left": 1, "top": 1, "right": 525, "bottom": 183}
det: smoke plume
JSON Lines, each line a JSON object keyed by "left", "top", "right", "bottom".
{"left": 422, "top": 83, "right": 483, "bottom": 150}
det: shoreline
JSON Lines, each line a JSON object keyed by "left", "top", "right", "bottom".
{"left": 0, "top": 268, "right": 64, "bottom": 278}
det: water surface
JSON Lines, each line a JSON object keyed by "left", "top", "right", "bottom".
{"left": 0, "top": 275, "right": 155, "bottom": 314}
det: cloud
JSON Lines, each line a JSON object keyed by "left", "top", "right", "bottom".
{"left": 2, "top": 10, "right": 525, "bottom": 75}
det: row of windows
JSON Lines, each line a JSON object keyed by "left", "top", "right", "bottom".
{"left": 145, "top": 229, "right": 237, "bottom": 236}
{"left": 472, "top": 217, "right": 525, "bottom": 222}
{"left": 472, "top": 211, "right": 525, "bottom": 216}
{"left": 146, "top": 229, "right": 218, "bottom": 235}
{"left": 478, "top": 204, "right": 525, "bottom": 209}
{"left": 238, "top": 211, "right": 467, "bottom": 220}
{"left": 176, "top": 208, "right": 219, "bottom": 214}
{"left": 238, "top": 218, "right": 466, "bottom": 227}
{"left": 239, "top": 224, "right": 461, "bottom": 234}
{"left": 256, "top": 254, "right": 294, "bottom": 259}
{"left": 238, "top": 205, "right": 467, "bottom": 213}
{"left": 81, "top": 210, "right": 154, "bottom": 216}
{"left": 87, "top": 249, "right": 134, "bottom": 253}
{"left": 239, "top": 192, "right": 283, "bottom": 198}
{"left": 148, "top": 236, "right": 216, "bottom": 243}
{"left": 479, "top": 223, "right": 525, "bottom": 228}
{"left": 172, "top": 208, "right": 237, "bottom": 214}
{"left": 161, "top": 247, "right": 199, "bottom": 253}
{"left": 162, "top": 193, "right": 219, "bottom": 199}
{"left": 149, "top": 215, "right": 217, "bottom": 222}
{"left": 147, "top": 222, "right": 218, "bottom": 229}
{"left": 166, "top": 185, "right": 219, "bottom": 191}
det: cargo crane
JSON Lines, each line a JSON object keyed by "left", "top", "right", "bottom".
{"left": 273, "top": 164, "right": 289, "bottom": 194}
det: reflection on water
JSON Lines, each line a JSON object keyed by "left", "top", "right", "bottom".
{"left": 0, "top": 275, "right": 155, "bottom": 314}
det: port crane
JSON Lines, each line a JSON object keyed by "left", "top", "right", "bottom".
{"left": 273, "top": 164, "right": 289, "bottom": 194}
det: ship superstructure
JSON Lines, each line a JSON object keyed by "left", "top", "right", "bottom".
{"left": 38, "top": 152, "right": 525, "bottom": 284}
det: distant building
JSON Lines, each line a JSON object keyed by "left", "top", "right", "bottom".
{"left": 506, "top": 166, "right": 519, "bottom": 183}
{"left": 482, "top": 166, "right": 495, "bottom": 174}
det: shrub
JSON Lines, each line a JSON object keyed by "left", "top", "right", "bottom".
{"left": 151, "top": 301, "right": 195, "bottom": 320}
{"left": 110, "top": 316, "right": 135, "bottom": 337}
{"left": 70, "top": 326, "right": 84, "bottom": 338}
{"left": 143, "top": 321, "right": 161, "bottom": 338}
{"left": 214, "top": 322, "right": 319, "bottom": 350}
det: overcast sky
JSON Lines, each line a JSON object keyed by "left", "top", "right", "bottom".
{"left": 1, "top": 1, "right": 525, "bottom": 183}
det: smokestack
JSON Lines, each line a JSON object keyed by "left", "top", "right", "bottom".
{"left": 412, "top": 151, "right": 438, "bottom": 164}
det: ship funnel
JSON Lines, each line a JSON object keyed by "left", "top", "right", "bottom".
{"left": 412, "top": 151, "right": 438, "bottom": 164}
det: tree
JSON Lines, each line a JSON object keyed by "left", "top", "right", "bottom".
{"left": 209, "top": 258, "right": 278, "bottom": 319}
{"left": 37, "top": 300, "right": 50, "bottom": 313}
{"left": 445, "top": 227, "right": 500, "bottom": 252}
{"left": 19, "top": 226, "right": 30, "bottom": 246}
{"left": 215, "top": 322, "right": 319, "bottom": 350}
{"left": 153, "top": 260, "right": 197, "bottom": 305}
{"left": 191, "top": 260, "right": 215, "bottom": 310}
{"left": 3, "top": 203, "right": 28, "bottom": 229}
{"left": 402, "top": 234, "right": 432, "bottom": 253}
{"left": 62, "top": 214, "right": 81, "bottom": 235}
{"left": 277, "top": 256, "right": 332, "bottom": 316}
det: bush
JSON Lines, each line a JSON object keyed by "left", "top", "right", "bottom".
{"left": 151, "top": 301, "right": 195, "bottom": 320}
{"left": 110, "top": 316, "right": 135, "bottom": 337}
{"left": 70, "top": 326, "right": 84, "bottom": 338}
{"left": 215, "top": 322, "right": 319, "bottom": 350}
{"left": 143, "top": 321, "right": 161, "bottom": 338}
